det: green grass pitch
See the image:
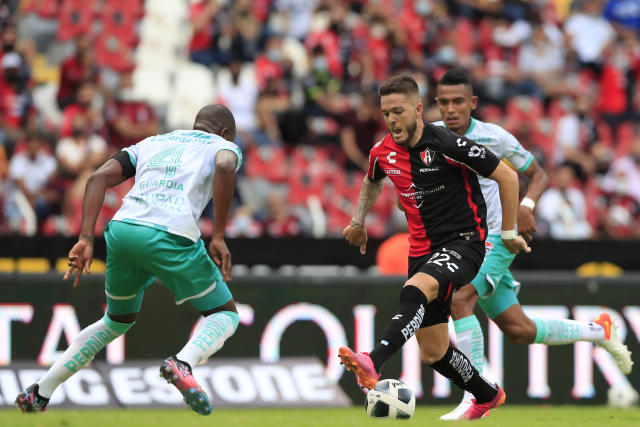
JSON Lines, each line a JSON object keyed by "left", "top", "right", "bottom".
{"left": 2, "top": 406, "right": 639, "bottom": 426}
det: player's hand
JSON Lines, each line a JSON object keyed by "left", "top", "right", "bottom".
{"left": 209, "top": 238, "right": 232, "bottom": 282}
{"left": 517, "top": 204, "right": 536, "bottom": 243}
{"left": 63, "top": 237, "right": 94, "bottom": 288}
{"left": 502, "top": 235, "right": 531, "bottom": 254}
{"left": 343, "top": 223, "right": 368, "bottom": 255}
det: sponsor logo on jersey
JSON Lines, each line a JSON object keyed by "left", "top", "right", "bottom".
{"left": 420, "top": 149, "right": 436, "bottom": 166}
{"left": 419, "top": 167, "right": 439, "bottom": 173}
{"left": 384, "top": 168, "right": 401, "bottom": 175}
{"left": 399, "top": 183, "right": 446, "bottom": 208}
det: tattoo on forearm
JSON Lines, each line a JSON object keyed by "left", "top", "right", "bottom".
{"left": 351, "top": 178, "right": 384, "bottom": 227}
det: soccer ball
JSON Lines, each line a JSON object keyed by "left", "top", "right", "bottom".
{"left": 607, "top": 385, "right": 639, "bottom": 409}
{"left": 365, "top": 379, "right": 416, "bottom": 419}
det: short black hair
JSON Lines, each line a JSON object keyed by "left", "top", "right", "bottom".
{"left": 438, "top": 69, "right": 473, "bottom": 92}
{"left": 193, "top": 104, "right": 236, "bottom": 139}
{"left": 378, "top": 74, "right": 419, "bottom": 98}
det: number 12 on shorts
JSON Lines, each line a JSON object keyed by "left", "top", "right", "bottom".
{"left": 427, "top": 251, "right": 459, "bottom": 273}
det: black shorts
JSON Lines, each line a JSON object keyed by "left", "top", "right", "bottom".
{"left": 407, "top": 239, "right": 485, "bottom": 327}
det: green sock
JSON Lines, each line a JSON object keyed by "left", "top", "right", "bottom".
{"left": 533, "top": 317, "right": 605, "bottom": 345}
{"left": 453, "top": 315, "right": 484, "bottom": 374}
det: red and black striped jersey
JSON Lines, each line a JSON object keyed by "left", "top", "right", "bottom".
{"left": 368, "top": 124, "right": 500, "bottom": 257}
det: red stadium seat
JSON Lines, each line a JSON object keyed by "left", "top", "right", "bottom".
{"left": 454, "top": 18, "right": 475, "bottom": 58}
{"left": 95, "top": 34, "right": 134, "bottom": 72}
{"left": 244, "top": 145, "right": 288, "bottom": 183}
{"left": 57, "top": 0, "right": 98, "bottom": 41}
{"left": 101, "top": 0, "right": 144, "bottom": 47}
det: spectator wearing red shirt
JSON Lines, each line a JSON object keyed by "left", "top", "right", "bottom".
{"left": 106, "top": 71, "right": 158, "bottom": 152}
{"left": 254, "top": 35, "right": 285, "bottom": 91}
{"left": 0, "top": 52, "right": 34, "bottom": 151}
{"left": 57, "top": 35, "right": 100, "bottom": 110}
{"left": 60, "top": 80, "right": 103, "bottom": 138}
{"left": 189, "top": 0, "right": 220, "bottom": 67}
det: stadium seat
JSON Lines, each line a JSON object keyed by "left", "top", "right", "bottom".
{"left": 0, "top": 258, "right": 15, "bottom": 273}
{"left": 16, "top": 258, "right": 50, "bottom": 273}
{"left": 57, "top": 0, "right": 97, "bottom": 42}
{"left": 245, "top": 145, "right": 289, "bottom": 183}
{"left": 101, "top": 0, "right": 143, "bottom": 47}
{"left": 95, "top": 34, "right": 135, "bottom": 72}
{"left": 132, "top": 66, "right": 171, "bottom": 107}
{"left": 166, "top": 62, "right": 217, "bottom": 129}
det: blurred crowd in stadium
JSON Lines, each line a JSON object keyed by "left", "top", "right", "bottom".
{"left": 0, "top": 0, "right": 639, "bottom": 240}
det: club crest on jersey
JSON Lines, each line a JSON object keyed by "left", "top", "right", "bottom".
{"left": 421, "top": 149, "right": 436, "bottom": 166}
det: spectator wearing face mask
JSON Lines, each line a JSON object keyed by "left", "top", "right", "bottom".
{"left": 254, "top": 35, "right": 286, "bottom": 91}
{"left": 105, "top": 70, "right": 159, "bottom": 153}
{"left": 55, "top": 113, "right": 107, "bottom": 179}
{"left": 601, "top": 139, "right": 640, "bottom": 205}
{"left": 537, "top": 163, "right": 593, "bottom": 239}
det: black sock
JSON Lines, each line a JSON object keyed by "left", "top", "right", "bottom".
{"left": 429, "top": 346, "right": 498, "bottom": 404}
{"left": 369, "top": 286, "right": 428, "bottom": 372}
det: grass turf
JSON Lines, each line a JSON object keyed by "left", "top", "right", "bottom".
{"left": 2, "top": 406, "right": 639, "bottom": 426}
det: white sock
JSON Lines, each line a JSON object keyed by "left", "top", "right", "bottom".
{"left": 533, "top": 318, "right": 605, "bottom": 345}
{"left": 176, "top": 311, "right": 239, "bottom": 368}
{"left": 453, "top": 315, "right": 484, "bottom": 402}
{"left": 37, "top": 314, "right": 133, "bottom": 398}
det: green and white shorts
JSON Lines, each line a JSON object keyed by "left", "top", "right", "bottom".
{"left": 104, "top": 220, "right": 232, "bottom": 315}
{"left": 471, "top": 234, "right": 521, "bottom": 319}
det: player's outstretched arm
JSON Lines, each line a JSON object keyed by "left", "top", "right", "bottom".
{"left": 489, "top": 161, "right": 530, "bottom": 254}
{"left": 64, "top": 158, "right": 129, "bottom": 287}
{"left": 343, "top": 176, "right": 384, "bottom": 255}
{"left": 518, "top": 159, "right": 548, "bottom": 241}
{"left": 210, "top": 150, "right": 238, "bottom": 282}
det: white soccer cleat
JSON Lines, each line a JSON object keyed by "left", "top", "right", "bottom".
{"left": 594, "top": 313, "right": 633, "bottom": 375}
{"left": 439, "top": 397, "right": 473, "bottom": 420}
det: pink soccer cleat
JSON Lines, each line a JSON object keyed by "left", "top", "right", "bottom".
{"left": 15, "top": 384, "right": 49, "bottom": 413}
{"left": 462, "top": 385, "right": 506, "bottom": 420}
{"left": 160, "top": 356, "right": 212, "bottom": 415}
{"left": 338, "top": 346, "right": 381, "bottom": 390}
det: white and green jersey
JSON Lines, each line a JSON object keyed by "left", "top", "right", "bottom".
{"left": 432, "top": 118, "right": 533, "bottom": 235}
{"left": 113, "top": 130, "right": 242, "bottom": 242}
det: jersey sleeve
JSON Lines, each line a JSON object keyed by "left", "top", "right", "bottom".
{"left": 122, "top": 142, "right": 141, "bottom": 168}
{"left": 431, "top": 125, "right": 500, "bottom": 177}
{"left": 366, "top": 143, "right": 387, "bottom": 181}
{"left": 214, "top": 141, "right": 243, "bottom": 172}
{"left": 499, "top": 128, "right": 533, "bottom": 172}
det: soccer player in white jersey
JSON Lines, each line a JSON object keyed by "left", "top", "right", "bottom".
{"left": 15, "top": 104, "right": 243, "bottom": 415}
{"left": 433, "top": 70, "right": 633, "bottom": 420}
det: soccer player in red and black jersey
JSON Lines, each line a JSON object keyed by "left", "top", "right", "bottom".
{"left": 337, "top": 75, "right": 530, "bottom": 420}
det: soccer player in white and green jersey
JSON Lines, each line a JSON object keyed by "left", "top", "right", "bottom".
{"left": 15, "top": 104, "right": 243, "bottom": 416}
{"left": 433, "top": 70, "right": 633, "bottom": 420}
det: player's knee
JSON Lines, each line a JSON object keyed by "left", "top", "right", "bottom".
{"left": 420, "top": 346, "right": 447, "bottom": 365}
{"left": 451, "top": 294, "right": 474, "bottom": 319}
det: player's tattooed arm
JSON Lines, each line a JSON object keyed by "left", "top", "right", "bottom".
{"left": 350, "top": 176, "right": 384, "bottom": 227}
{"left": 344, "top": 177, "right": 383, "bottom": 255}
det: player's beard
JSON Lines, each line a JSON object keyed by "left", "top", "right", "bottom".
{"left": 394, "top": 119, "right": 418, "bottom": 147}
